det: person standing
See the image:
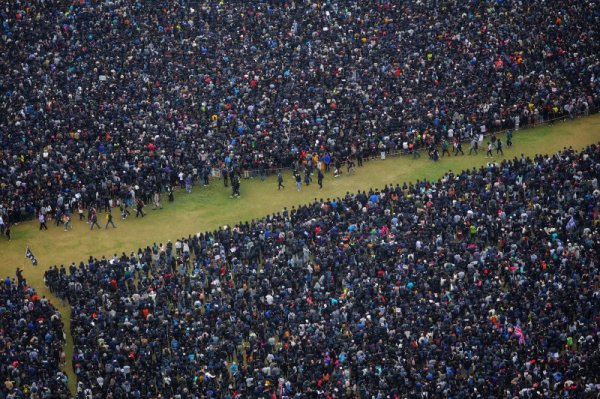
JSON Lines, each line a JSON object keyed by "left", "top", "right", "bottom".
{"left": 323, "top": 153, "right": 331, "bottom": 172}
{"left": 135, "top": 198, "right": 145, "bottom": 218}
{"left": 222, "top": 167, "right": 229, "bottom": 187}
{"left": 295, "top": 172, "right": 302, "bottom": 191}
{"left": 379, "top": 141, "right": 386, "bottom": 160}
{"left": 346, "top": 158, "right": 355, "bottom": 176}
{"left": 259, "top": 160, "right": 267, "bottom": 181}
{"left": 304, "top": 168, "right": 312, "bottom": 186}
{"left": 5, "top": 223, "right": 11, "bottom": 241}
{"left": 78, "top": 202, "right": 85, "bottom": 221}
{"left": 486, "top": 142, "right": 493, "bottom": 157}
{"left": 469, "top": 137, "right": 479, "bottom": 155}
{"left": 317, "top": 168, "right": 324, "bottom": 189}
{"left": 411, "top": 140, "right": 420, "bottom": 159}
{"left": 63, "top": 213, "right": 72, "bottom": 231}
{"left": 506, "top": 130, "right": 513, "bottom": 147}
{"left": 153, "top": 191, "right": 162, "bottom": 210}
{"left": 105, "top": 211, "right": 117, "bottom": 229}
{"left": 39, "top": 212, "right": 48, "bottom": 231}
{"left": 496, "top": 138, "right": 504, "bottom": 155}
{"left": 184, "top": 174, "right": 192, "bottom": 193}
{"left": 203, "top": 166, "right": 210, "bottom": 186}
{"left": 54, "top": 208, "right": 63, "bottom": 228}
{"left": 231, "top": 173, "right": 240, "bottom": 198}
{"left": 277, "top": 172, "right": 284, "bottom": 190}
{"left": 90, "top": 211, "right": 101, "bottom": 230}
{"left": 453, "top": 139, "right": 464, "bottom": 155}
{"left": 441, "top": 139, "right": 451, "bottom": 157}
{"left": 333, "top": 159, "right": 342, "bottom": 177}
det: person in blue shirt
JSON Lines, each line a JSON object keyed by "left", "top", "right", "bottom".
{"left": 323, "top": 153, "right": 331, "bottom": 172}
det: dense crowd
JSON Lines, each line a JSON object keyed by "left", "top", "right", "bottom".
{"left": 1, "top": 0, "right": 599, "bottom": 221}
{"left": 44, "top": 144, "right": 600, "bottom": 398}
{"left": 1, "top": 269, "right": 69, "bottom": 399}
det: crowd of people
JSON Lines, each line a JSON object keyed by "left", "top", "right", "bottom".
{"left": 1, "top": 269, "right": 69, "bottom": 398}
{"left": 42, "top": 144, "right": 600, "bottom": 398}
{"left": 1, "top": 0, "right": 599, "bottom": 223}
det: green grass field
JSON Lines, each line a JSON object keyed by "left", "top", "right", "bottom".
{"left": 1, "top": 114, "right": 600, "bottom": 391}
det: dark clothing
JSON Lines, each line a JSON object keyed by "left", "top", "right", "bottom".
{"left": 90, "top": 213, "right": 101, "bottom": 230}
{"left": 136, "top": 200, "right": 145, "bottom": 218}
{"left": 105, "top": 213, "right": 116, "bottom": 229}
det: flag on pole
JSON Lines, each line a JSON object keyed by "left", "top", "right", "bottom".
{"left": 514, "top": 325, "right": 525, "bottom": 344}
{"left": 25, "top": 247, "right": 38, "bottom": 266}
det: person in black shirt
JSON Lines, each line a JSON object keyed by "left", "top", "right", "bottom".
{"left": 317, "top": 169, "right": 324, "bottom": 189}
{"left": 105, "top": 211, "right": 117, "bottom": 229}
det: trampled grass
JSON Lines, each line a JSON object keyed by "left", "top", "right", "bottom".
{"left": 1, "top": 113, "right": 599, "bottom": 391}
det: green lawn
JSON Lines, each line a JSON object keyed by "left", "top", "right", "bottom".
{"left": 1, "top": 113, "right": 600, "bottom": 391}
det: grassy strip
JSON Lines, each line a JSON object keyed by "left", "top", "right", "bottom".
{"left": 1, "top": 114, "right": 599, "bottom": 392}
